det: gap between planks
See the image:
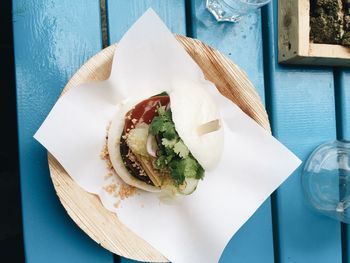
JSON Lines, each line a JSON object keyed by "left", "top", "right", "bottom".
{"left": 261, "top": 4, "right": 281, "bottom": 263}
{"left": 100, "top": 0, "right": 109, "bottom": 48}
{"left": 334, "top": 69, "right": 349, "bottom": 263}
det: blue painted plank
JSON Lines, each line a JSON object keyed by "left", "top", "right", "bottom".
{"left": 190, "top": 2, "right": 274, "bottom": 263}
{"left": 12, "top": 1, "right": 113, "bottom": 262}
{"left": 338, "top": 70, "right": 350, "bottom": 262}
{"left": 107, "top": 0, "right": 186, "bottom": 43}
{"left": 190, "top": 1, "right": 266, "bottom": 101}
{"left": 107, "top": 1, "right": 186, "bottom": 262}
{"left": 338, "top": 71, "right": 350, "bottom": 141}
{"left": 263, "top": 2, "right": 342, "bottom": 263}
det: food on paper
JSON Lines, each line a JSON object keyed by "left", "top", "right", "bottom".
{"left": 108, "top": 83, "right": 224, "bottom": 195}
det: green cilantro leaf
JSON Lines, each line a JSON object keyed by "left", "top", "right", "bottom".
{"left": 149, "top": 108, "right": 177, "bottom": 140}
{"left": 168, "top": 157, "right": 203, "bottom": 185}
{"left": 161, "top": 138, "right": 177, "bottom": 148}
{"left": 173, "top": 140, "right": 189, "bottom": 158}
{"left": 149, "top": 103, "right": 205, "bottom": 185}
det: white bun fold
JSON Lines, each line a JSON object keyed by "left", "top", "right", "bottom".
{"left": 169, "top": 80, "right": 224, "bottom": 170}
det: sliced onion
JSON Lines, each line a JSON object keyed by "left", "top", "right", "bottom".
{"left": 146, "top": 134, "right": 158, "bottom": 157}
{"left": 165, "top": 102, "right": 171, "bottom": 111}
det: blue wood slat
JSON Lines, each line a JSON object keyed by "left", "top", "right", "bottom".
{"left": 107, "top": 0, "right": 186, "bottom": 43}
{"left": 338, "top": 70, "right": 350, "bottom": 262}
{"left": 338, "top": 71, "right": 350, "bottom": 141}
{"left": 190, "top": 0, "right": 266, "bottom": 101}
{"left": 12, "top": 1, "right": 113, "bottom": 262}
{"left": 190, "top": 1, "right": 274, "bottom": 263}
{"left": 106, "top": 1, "right": 186, "bottom": 262}
{"left": 262, "top": 2, "right": 342, "bottom": 263}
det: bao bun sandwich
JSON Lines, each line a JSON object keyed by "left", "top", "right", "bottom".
{"left": 108, "top": 82, "right": 223, "bottom": 195}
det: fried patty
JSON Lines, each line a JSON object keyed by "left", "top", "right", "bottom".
{"left": 119, "top": 132, "right": 154, "bottom": 186}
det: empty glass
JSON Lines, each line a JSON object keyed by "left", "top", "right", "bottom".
{"left": 302, "top": 140, "right": 350, "bottom": 223}
{"left": 206, "top": 0, "right": 271, "bottom": 22}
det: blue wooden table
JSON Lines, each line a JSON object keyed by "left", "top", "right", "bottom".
{"left": 12, "top": 0, "right": 350, "bottom": 262}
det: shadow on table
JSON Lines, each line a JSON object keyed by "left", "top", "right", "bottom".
{"left": 0, "top": 1, "right": 24, "bottom": 262}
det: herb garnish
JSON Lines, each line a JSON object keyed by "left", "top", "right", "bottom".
{"left": 149, "top": 106, "right": 204, "bottom": 185}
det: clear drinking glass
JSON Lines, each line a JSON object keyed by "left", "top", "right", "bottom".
{"left": 206, "top": 0, "right": 271, "bottom": 22}
{"left": 302, "top": 140, "right": 350, "bottom": 223}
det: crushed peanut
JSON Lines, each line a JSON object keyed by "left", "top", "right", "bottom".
{"left": 103, "top": 183, "right": 117, "bottom": 195}
{"left": 114, "top": 200, "right": 121, "bottom": 208}
{"left": 119, "top": 184, "right": 136, "bottom": 200}
{"left": 104, "top": 172, "right": 113, "bottom": 179}
{"left": 100, "top": 119, "right": 137, "bottom": 205}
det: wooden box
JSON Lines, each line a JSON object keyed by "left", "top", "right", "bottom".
{"left": 278, "top": 0, "right": 350, "bottom": 66}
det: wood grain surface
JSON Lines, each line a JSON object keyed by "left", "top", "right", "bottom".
{"left": 48, "top": 36, "right": 270, "bottom": 262}
{"left": 265, "top": 2, "right": 343, "bottom": 262}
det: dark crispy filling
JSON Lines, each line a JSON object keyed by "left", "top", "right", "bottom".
{"left": 120, "top": 132, "right": 154, "bottom": 186}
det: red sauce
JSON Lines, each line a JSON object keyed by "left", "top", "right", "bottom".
{"left": 124, "top": 96, "right": 170, "bottom": 132}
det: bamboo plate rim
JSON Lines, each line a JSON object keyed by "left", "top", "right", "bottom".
{"left": 48, "top": 35, "right": 270, "bottom": 262}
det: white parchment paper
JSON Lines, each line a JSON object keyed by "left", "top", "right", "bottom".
{"left": 35, "top": 9, "right": 301, "bottom": 263}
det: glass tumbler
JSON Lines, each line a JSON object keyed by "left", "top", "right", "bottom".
{"left": 302, "top": 140, "right": 350, "bottom": 223}
{"left": 206, "top": 0, "right": 271, "bottom": 22}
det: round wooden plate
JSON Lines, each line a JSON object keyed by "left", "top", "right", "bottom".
{"left": 48, "top": 35, "right": 271, "bottom": 262}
